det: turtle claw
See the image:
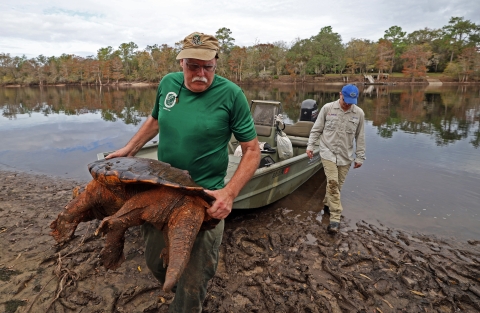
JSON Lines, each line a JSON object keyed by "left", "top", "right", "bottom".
{"left": 50, "top": 215, "right": 77, "bottom": 244}
{"left": 160, "top": 248, "right": 169, "bottom": 268}
{"left": 95, "top": 216, "right": 128, "bottom": 270}
{"left": 99, "top": 245, "right": 125, "bottom": 270}
{"left": 94, "top": 218, "right": 112, "bottom": 237}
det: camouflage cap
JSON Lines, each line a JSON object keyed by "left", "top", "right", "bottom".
{"left": 176, "top": 32, "right": 220, "bottom": 61}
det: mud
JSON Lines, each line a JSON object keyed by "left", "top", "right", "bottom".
{"left": 1, "top": 170, "right": 479, "bottom": 313}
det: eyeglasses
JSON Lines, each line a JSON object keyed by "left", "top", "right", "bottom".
{"left": 185, "top": 62, "right": 216, "bottom": 73}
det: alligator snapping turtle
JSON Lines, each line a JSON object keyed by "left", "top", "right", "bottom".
{"left": 50, "top": 157, "right": 219, "bottom": 292}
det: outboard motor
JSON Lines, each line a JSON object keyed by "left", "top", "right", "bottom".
{"left": 300, "top": 99, "right": 318, "bottom": 122}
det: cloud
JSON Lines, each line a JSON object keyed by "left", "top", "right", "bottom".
{"left": 1, "top": 0, "right": 479, "bottom": 58}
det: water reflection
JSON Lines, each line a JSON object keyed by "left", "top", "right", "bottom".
{"left": 2, "top": 85, "right": 479, "bottom": 149}
{"left": 243, "top": 84, "right": 480, "bottom": 149}
{"left": 1, "top": 84, "right": 479, "bottom": 240}
{"left": 1, "top": 85, "right": 155, "bottom": 125}
{"left": 363, "top": 86, "right": 480, "bottom": 149}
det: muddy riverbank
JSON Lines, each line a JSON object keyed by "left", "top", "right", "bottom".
{"left": 1, "top": 170, "right": 479, "bottom": 312}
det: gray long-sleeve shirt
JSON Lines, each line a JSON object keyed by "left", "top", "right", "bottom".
{"left": 306, "top": 100, "right": 366, "bottom": 166}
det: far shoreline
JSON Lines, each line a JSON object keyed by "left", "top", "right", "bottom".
{"left": 1, "top": 74, "right": 479, "bottom": 88}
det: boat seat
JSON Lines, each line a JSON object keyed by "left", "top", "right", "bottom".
{"left": 255, "top": 125, "right": 273, "bottom": 137}
{"left": 287, "top": 135, "right": 309, "bottom": 147}
{"left": 283, "top": 121, "right": 314, "bottom": 137}
{"left": 255, "top": 124, "right": 276, "bottom": 149}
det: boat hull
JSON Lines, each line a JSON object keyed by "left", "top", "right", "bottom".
{"left": 227, "top": 152, "right": 322, "bottom": 209}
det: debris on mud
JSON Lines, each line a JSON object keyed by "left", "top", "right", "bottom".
{"left": 204, "top": 212, "right": 480, "bottom": 313}
{"left": 1, "top": 170, "right": 479, "bottom": 312}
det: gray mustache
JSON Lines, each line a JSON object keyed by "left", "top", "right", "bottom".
{"left": 192, "top": 77, "right": 208, "bottom": 83}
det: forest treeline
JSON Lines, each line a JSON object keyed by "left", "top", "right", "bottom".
{"left": 1, "top": 16, "right": 479, "bottom": 86}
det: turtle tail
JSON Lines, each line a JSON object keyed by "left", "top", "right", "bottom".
{"left": 162, "top": 197, "right": 206, "bottom": 292}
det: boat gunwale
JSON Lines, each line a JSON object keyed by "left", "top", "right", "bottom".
{"left": 230, "top": 151, "right": 322, "bottom": 203}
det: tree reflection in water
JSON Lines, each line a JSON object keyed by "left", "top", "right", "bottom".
{"left": 0, "top": 85, "right": 156, "bottom": 126}
{"left": 0, "top": 84, "right": 479, "bottom": 147}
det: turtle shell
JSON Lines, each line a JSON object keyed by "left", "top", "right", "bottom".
{"left": 88, "top": 157, "right": 215, "bottom": 203}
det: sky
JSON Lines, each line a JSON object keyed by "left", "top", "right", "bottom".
{"left": 1, "top": 0, "right": 479, "bottom": 59}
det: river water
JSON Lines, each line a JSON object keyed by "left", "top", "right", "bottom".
{"left": 1, "top": 83, "right": 479, "bottom": 241}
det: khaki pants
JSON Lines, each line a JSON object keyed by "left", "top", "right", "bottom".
{"left": 321, "top": 158, "right": 351, "bottom": 223}
{"left": 141, "top": 219, "right": 224, "bottom": 313}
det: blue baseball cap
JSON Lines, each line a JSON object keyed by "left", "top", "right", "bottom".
{"left": 341, "top": 84, "right": 359, "bottom": 105}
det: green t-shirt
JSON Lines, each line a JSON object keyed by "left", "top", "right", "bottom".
{"left": 151, "top": 72, "right": 257, "bottom": 190}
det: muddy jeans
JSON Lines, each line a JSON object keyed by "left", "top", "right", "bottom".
{"left": 321, "top": 158, "right": 351, "bottom": 223}
{"left": 141, "top": 219, "right": 224, "bottom": 313}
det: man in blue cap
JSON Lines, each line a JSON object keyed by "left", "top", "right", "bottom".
{"left": 306, "top": 84, "right": 366, "bottom": 234}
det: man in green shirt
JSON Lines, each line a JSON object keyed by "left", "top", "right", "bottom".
{"left": 106, "top": 32, "right": 260, "bottom": 312}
